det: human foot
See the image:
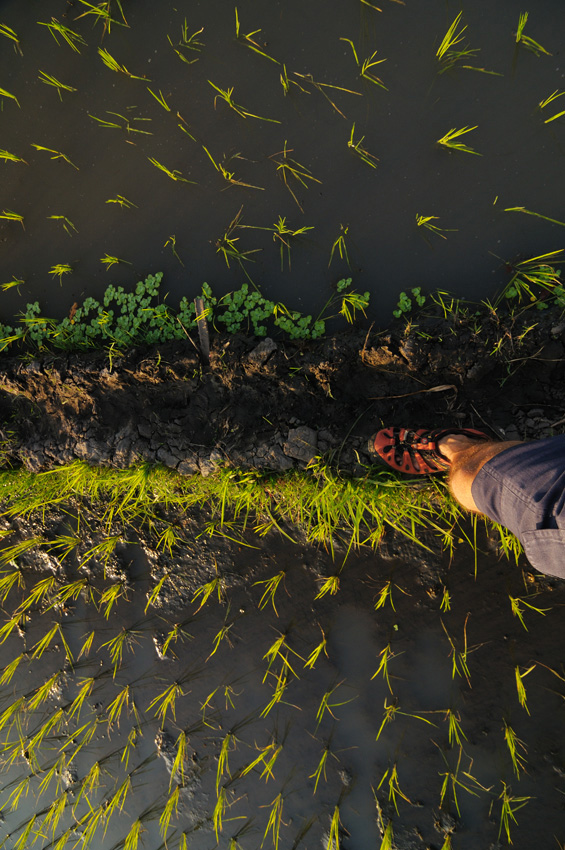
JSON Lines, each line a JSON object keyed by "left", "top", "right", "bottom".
{"left": 368, "top": 427, "right": 490, "bottom": 475}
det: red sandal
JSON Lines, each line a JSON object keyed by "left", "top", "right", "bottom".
{"left": 368, "top": 427, "right": 491, "bottom": 475}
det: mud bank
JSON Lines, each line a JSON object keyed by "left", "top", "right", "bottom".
{"left": 1, "top": 307, "right": 565, "bottom": 475}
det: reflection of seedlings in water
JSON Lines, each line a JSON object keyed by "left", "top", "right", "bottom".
{"left": 0, "top": 148, "right": 27, "bottom": 163}
{"left": 0, "top": 23, "right": 23, "bottom": 55}
{"left": 538, "top": 90, "right": 565, "bottom": 123}
{"left": 208, "top": 80, "right": 281, "bottom": 123}
{"left": 328, "top": 224, "right": 350, "bottom": 269}
{"left": 0, "top": 86, "right": 20, "bottom": 108}
{"left": 98, "top": 47, "right": 149, "bottom": 81}
{"left": 100, "top": 254, "right": 132, "bottom": 271}
{"left": 347, "top": 123, "right": 379, "bottom": 168}
{"left": 38, "top": 17, "right": 87, "bottom": 52}
{"left": 497, "top": 781, "right": 531, "bottom": 844}
{"left": 164, "top": 235, "right": 185, "bottom": 267}
{"left": 269, "top": 141, "right": 322, "bottom": 212}
{"left": 436, "top": 125, "right": 481, "bottom": 156}
{"left": 148, "top": 156, "right": 193, "bottom": 183}
{"left": 0, "top": 209, "right": 25, "bottom": 229}
{"left": 167, "top": 18, "right": 204, "bottom": 65}
{"left": 75, "top": 0, "right": 129, "bottom": 38}
{"left": 235, "top": 7, "right": 279, "bottom": 65}
{"left": 106, "top": 194, "right": 138, "bottom": 209}
{"left": 31, "top": 143, "right": 79, "bottom": 169}
{"left": 37, "top": 70, "right": 77, "bottom": 100}
{"left": 202, "top": 145, "right": 265, "bottom": 190}
{"left": 341, "top": 38, "right": 388, "bottom": 90}
{"left": 47, "top": 214, "right": 78, "bottom": 236}
{"left": 515, "top": 12, "right": 551, "bottom": 57}
{"left": 416, "top": 214, "right": 456, "bottom": 241}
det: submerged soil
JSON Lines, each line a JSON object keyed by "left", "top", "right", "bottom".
{"left": 0, "top": 307, "right": 564, "bottom": 850}
{"left": 1, "top": 305, "right": 565, "bottom": 474}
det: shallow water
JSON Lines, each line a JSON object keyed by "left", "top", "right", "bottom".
{"left": 0, "top": 523, "right": 563, "bottom": 850}
{"left": 1, "top": 0, "right": 565, "bottom": 326}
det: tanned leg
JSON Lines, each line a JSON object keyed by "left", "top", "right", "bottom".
{"left": 438, "top": 435, "right": 523, "bottom": 512}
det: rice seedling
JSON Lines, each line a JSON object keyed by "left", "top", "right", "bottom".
{"left": 38, "top": 71, "right": 77, "bottom": 100}
{"left": 504, "top": 206, "right": 565, "bottom": 229}
{"left": 538, "top": 90, "right": 565, "bottom": 123}
{"left": 148, "top": 156, "right": 193, "bottom": 183}
{"left": 269, "top": 141, "right": 322, "bottom": 212}
{"left": 279, "top": 64, "right": 309, "bottom": 96}
{"left": 515, "top": 12, "right": 551, "bottom": 56}
{"left": 106, "top": 194, "right": 137, "bottom": 209}
{"left": 263, "top": 630, "right": 304, "bottom": 680}
{"left": 147, "top": 87, "right": 171, "bottom": 111}
{"left": 98, "top": 47, "right": 148, "bottom": 80}
{"left": 75, "top": 0, "right": 128, "bottom": 37}
{"left": 192, "top": 567, "right": 225, "bottom": 611}
{"left": 377, "top": 763, "right": 412, "bottom": 813}
{"left": 50, "top": 263, "right": 73, "bottom": 285}
{"left": 261, "top": 668, "right": 294, "bottom": 717}
{"left": 67, "top": 676, "right": 96, "bottom": 720}
{"left": 436, "top": 126, "right": 481, "bottom": 155}
{"left": 376, "top": 697, "right": 436, "bottom": 740}
{"left": 371, "top": 644, "right": 402, "bottom": 693}
{"left": 416, "top": 214, "right": 456, "bottom": 240}
{"left": 148, "top": 680, "right": 186, "bottom": 725}
{"left": 378, "top": 820, "right": 394, "bottom": 850}
{"left": 304, "top": 626, "right": 329, "bottom": 670}
{"left": 241, "top": 739, "right": 283, "bottom": 782}
{"left": 16, "top": 574, "right": 57, "bottom": 614}
{"left": 316, "top": 681, "right": 356, "bottom": 730}
{"left": 207, "top": 621, "right": 235, "bottom": 661}
{"left": 309, "top": 741, "right": 337, "bottom": 793}
{"left": 503, "top": 720, "right": 527, "bottom": 778}
{"left": 508, "top": 594, "right": 549, "bottom": 629}
{"left": 341, "top": 38, "right": 388, "bottom": 89}
{"left": 347, "top": 124, "right": 379, "bottom": 168}
{"left": 167, "top": 20, "right": 204, "bottom": 64}
{"left": 0, "top": 652, "right": 27, "bottom": 686}
{"left": 160, "top": 785, "right": 181, "bottom": 841}
{"left": 90, "top": 111, "right": 153, "bottom": 135}
{"left": 254, "top": 571, "right": 287, "bottom": 614}
{"left": 216, "top": 209, "right": 261, "bottom": 279}
{"left": 208, "top": 80, "right": 281, "bottom": 123}
{"left": 31, "top": 622, "right": 73, "bottom": 663}
{"left": 47, "top": 214, "right": 78, "bottom": 236}
{"left": 437, "top": 746, "right": 484, "bottom": 816}
{"left": 434, "top": 12, "right": 498, "bottom": 74}
{"left": 440, "top": 585, "right": 451, "bottom": 611}
{"left": 100, "top": 626, "right": 142, "bottom": 676}
{"left": 163, "top": 235, "right": 185, "bottom": 268}
{"left": 31, "top": 143, "right": 79, "bottom": 169}
{"left": 38, "top": 17, "right": 87, "bottom": 52}
{"left": 235, "top": 7, "right": 279, "bottom": 64}
{"left": 327, "top": 805, "right": 343, "bottom": 850}
{"left": 514, "top": 664, "right": 535, "bottom": 713}
{"left": 261, "top": 793, "right": 285, "bottom": 850}
{"left": 100, "top": 254, "right": 132, "bottom": 270}
{"left": 498, "top": 782, "right": 531, "bottom": 843}
{"left": 374, "top": 579, "right": 409, "bottom": 611}
{"left": 294, "top": 71, "right": 361, "bottom": 119}
{"left": 0, "top": 209, "right": 24, "bottom": 229}
{"left": 441, "top": 618, "right": 472, "bottom": 687}
{"left": 0, "top": 148, "right": 27, "bottom": 163}
{"left": 328, "top": 224, "right": 351, "bottom": 269}
{"left": 0, "top": 86, "right": 20, "bottom": 108}
{"left": 78, "top": 630, "right": 96, "bottom": 659}
{"left": 202, "top": 146, "right": 264, "bottom": 190}
{"left": 444, "top": 708, "right": 467, "bottom": 748}
{"left": 0, "top": 23, "right": 23, "bottom": 55}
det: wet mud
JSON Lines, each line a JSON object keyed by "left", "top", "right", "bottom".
{"left": 1, "top": 307, "right": 565, "bottom": 475}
